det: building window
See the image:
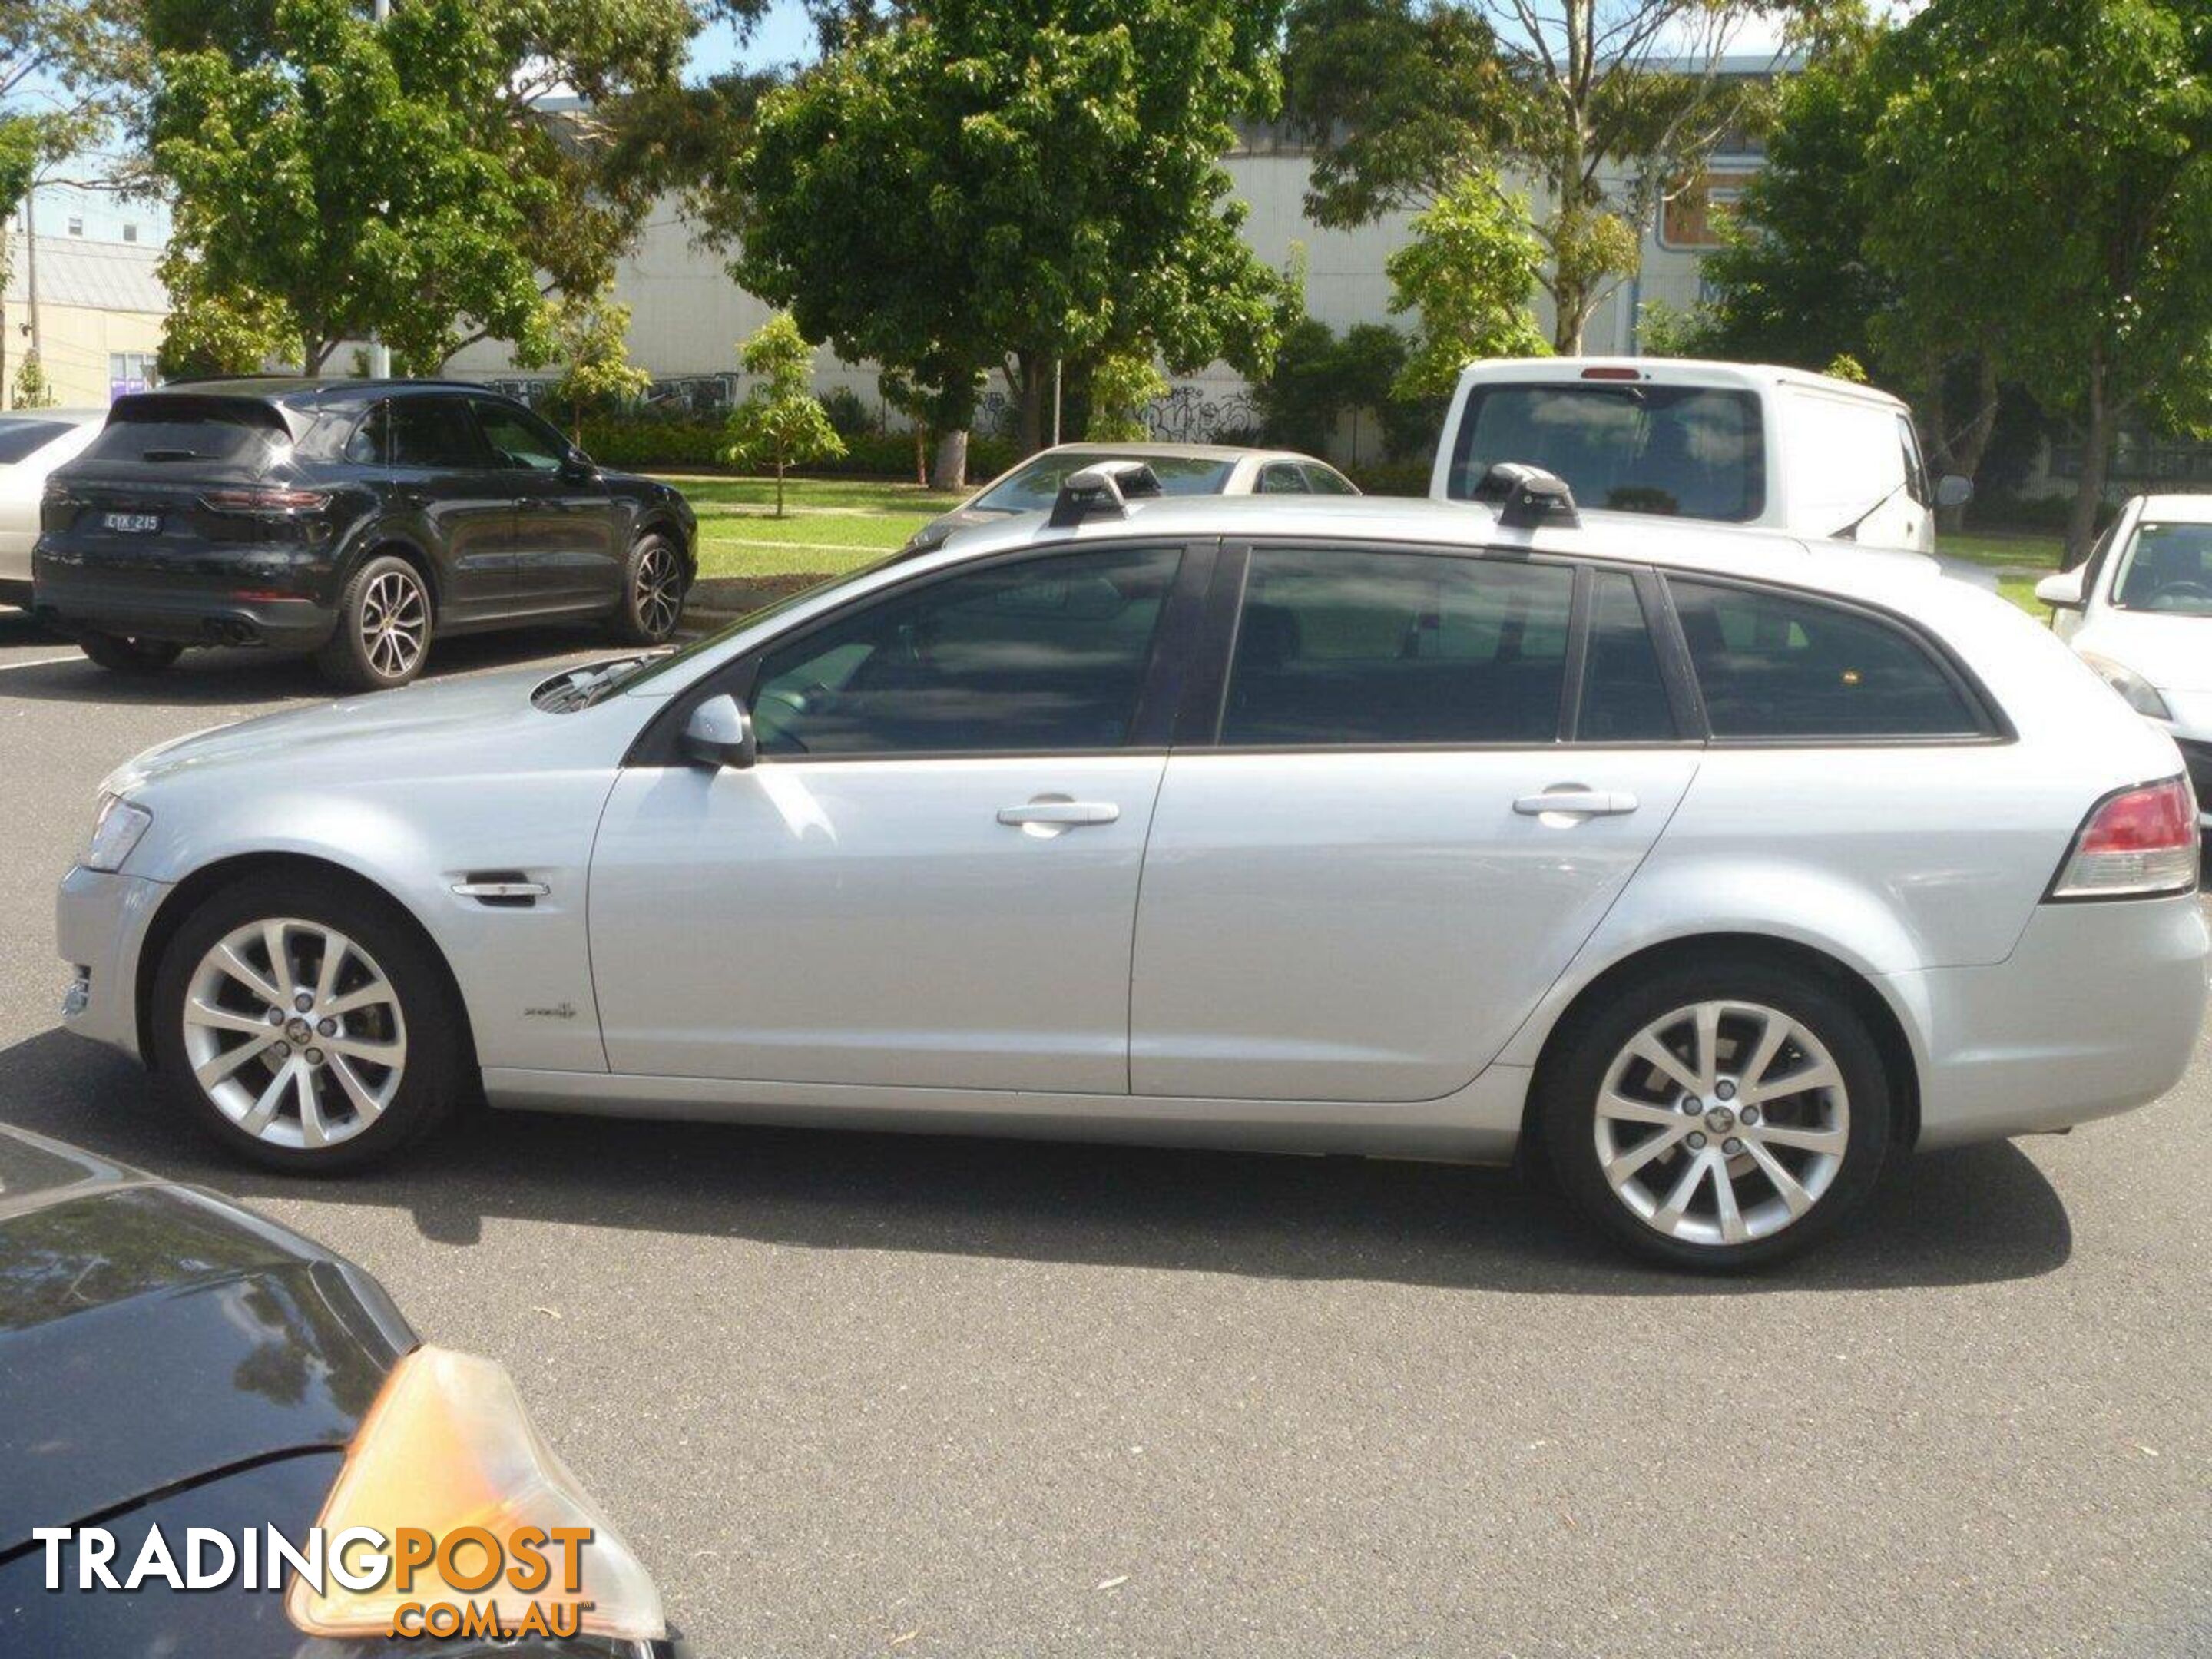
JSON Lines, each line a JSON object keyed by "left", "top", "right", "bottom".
{"left": 121, "top": 223, "right": 137, "bottom": 243}
{"left": 1658, "top": 170, "right": 1755, "bottom": 251}
{"left": 109, "top": 352, "right": 158, "bottom": 400}
{"left": 65, "top": 214, "right": 83, "bottom": 237}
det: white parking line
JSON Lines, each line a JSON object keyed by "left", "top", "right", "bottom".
{"left": 0, "top": 654, "right": 79, "bottom": 674}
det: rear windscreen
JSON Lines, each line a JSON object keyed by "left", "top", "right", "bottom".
{"left": 78, "top": 396, "right": 294, "bottom": 467}
{"left": 1445, "top": 383, "right": 1765, "bottom": 522}
{"left": 0, "top": 418, "right": 72, "bottom": 464}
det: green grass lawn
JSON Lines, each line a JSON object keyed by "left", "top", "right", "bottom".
{"left": 660, "top": 473, "right": 965, "bottom": 580}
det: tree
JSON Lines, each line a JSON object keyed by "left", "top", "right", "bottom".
{"left": 157, "top": 257, "right": 298, "bottom": 378}
{"left": 1866, "top": 0, "right": 2212, "bottom": 558}
{"left": 1286, "top": 0, "right": 1837, "bottom": 353}
{"left": 534, "top": 286, "right": 654, "bottom": 444}
{"left": 722, "top": 313, "right": 846, "bottom": 517}
{"left": 11, "top": 356, "right": 55, "bottom": 409}
{"left": 1084, "top": 351, "right": 1167, "bottom": 442}
{"left": 725, "top": 0, "right": 1290, "bottom": 486}
{"left": 1385, "top": 174, "right": 1551, "bottom": 396}
{"left": 147, "top": 0, "right": 699, "bottom": 372}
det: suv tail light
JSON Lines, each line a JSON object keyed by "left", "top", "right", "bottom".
{"left": 199, "top": 485, "right": 329, "bottom": 514}
{"left": 2048, "top": 777, "right": 2200, "bottom": 899}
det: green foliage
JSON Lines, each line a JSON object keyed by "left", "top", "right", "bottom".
{"left": 1824, "top": 353, "right": 1869, "bottom": 385}
{"left": 1866, "top": 0, "right": 2212, "bottom": 551}
{"left": 1084, "top": 352, "right": 1168, "bottom": 442}
{"left": 1385, "top": 175, "right": 1549, "bottom": 398}
{"left": 1633, "top": 298, "right": 1714, "bottom": 358}
{"left": 721, "top": 314, "right": 848, "bottom": 515}
{"left": 531, "top": 285, "right": 654, "bottom": 443}
{"left": 11, "top": 358, "right": 55, "bottom": 409}
{"left": 157, "top": 256, "right": 296, "bottom": 379}
{"left": 1286, "top": 0, "right": 1836, "bottom": 350}
{"left": 727, "top": 0, "right": 1290, "bottom": 456}
{"left": 147, "top": 0, "right": 694, "bottom": 372}
{"left": 578, "top": 412, "right": 1017, "bottom": 480}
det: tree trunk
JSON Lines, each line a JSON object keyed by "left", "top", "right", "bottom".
{"left": 929, "top": 428, "right": 969, "bottom": 492}
{"left": 774, "top": 457, "right": 786, "bottom": 518}
{"left": 2065, "top": 357, "right": 2115, "bottom": 565}
{"left": 1014, "top": 354, "right": 1051, "bottom": 455}
{"left": 912, "top": 424, "right": 928, "bottom": 486}
{"left": 1932, "top": 354, "right": 2001, "bottom": 533}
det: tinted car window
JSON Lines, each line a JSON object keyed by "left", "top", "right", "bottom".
{"left": 343, "top": 402, "right": 388, "bottom": 465}
{"left": 2114, "top": 521, "right": 2212, "bottom": 617}
{"left": 751, "top": 545, "right": 1182, "bottom": 756}
{"left": 1446, "top": 384, "right": 1766, "bottom": 522}
{"left": 1256, "top": 462, "right": 1310, "bottom": 495}
{"left": 972, "top": 453, "right": 1234, "bottom": 513}
{"left": 388, "top": 397, "right": 489, "bottom": 469}
{"left": 0, "top": 418, "right": 73, "bottom": 464}
{"left": 1220, "top": 548, "right": 1573, "bottom": 746}
{"left": 1579, "top": 571, "right": 1677, "bottom": 741}
{"left": 1304, "top": 463, "right": 1359, "bottom": 496}
{"left": 1671, "top": 578, "right": 1977, "bottom": 738}
{"left": 474, "top": 400, "right": 568, "bottom": 472}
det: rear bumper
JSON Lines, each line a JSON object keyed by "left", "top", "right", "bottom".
{"left": 56, "top": 865, "right": 168, "bottom": 1062}
{"left": 34, "top": 557, "right": 335, "bottom": 650}
{"left": 1894, "top": 892, "right": 2209, "bottom": 1149}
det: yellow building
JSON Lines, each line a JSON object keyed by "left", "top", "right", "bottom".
{"left": 1, "top": 233, "right": 167, "bottom": 409}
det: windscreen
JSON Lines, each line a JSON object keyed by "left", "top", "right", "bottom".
{"left": 0, "top": 417, "right": 73, "bottom": 464}
{"left": 1445, "top": 383, "right": 1765, "bottom": 522}
{"left": 972, "top": 452, "right": 1235, "bottom": 513}
{"left": 2114, "top": 521, "right": 2212, "bottom": 617}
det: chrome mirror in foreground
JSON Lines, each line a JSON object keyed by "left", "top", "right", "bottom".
{"left": 680, "top": 693, "right": 757, "bottom": 770}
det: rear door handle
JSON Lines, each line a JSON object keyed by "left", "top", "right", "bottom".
{"left": 1514, "top": 789, "right": 1640, "bottom": 818}
{"left": 997, "top": 800, "right": 1121, "bottom": 833}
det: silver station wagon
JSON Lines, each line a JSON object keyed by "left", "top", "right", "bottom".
{"left": 58, "top": 465, "right": 2209, "bottom": 1267}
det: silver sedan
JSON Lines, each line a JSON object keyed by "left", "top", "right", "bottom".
{"left": 55, "top": 484, "right": 2208, "bottom": 1268}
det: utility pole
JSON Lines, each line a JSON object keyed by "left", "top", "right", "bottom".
{"left": 365, "top": 0, "right": 392, "bottom": 379}
{"left": 22, "top": 176, "right": 41, "bottom": 389}
{"left": 1051, "top": 358, "right": 1061, "bottom": 445}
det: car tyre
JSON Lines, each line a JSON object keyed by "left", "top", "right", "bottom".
{"left": 151, "top": 873, "right": 470, "bottom": 1173}
{"left": 79, "top": 631, "right": 182, "bottom": 673}
{"left": 608, "top": 531, "right": 686, "bottom": 645}
{"left": 1538, "top": 955, "right": 1891, "bottom": 1270}
{"left": 316, "top": 555, "right": 432, "bottom": 690}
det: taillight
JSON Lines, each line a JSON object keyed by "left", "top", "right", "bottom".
{"left": 199, "top": 485, "right": 329, "bottom": 513}
{"left": 2048, "top": 776, "right": 2200, "bottom": 899}
{"left": 41, "top": 478, "right": 81, "bottom": 508}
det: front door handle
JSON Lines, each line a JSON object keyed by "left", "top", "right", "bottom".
{"left": 997, "top": 799, "right": 1121, "bottom": 835}
{"left": 1513, "top": 788, "right": 1640, "bottom": 818}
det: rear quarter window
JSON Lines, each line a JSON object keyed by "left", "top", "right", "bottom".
{"left": 1669, "top": 578, "right": 1981, "bottom": 739}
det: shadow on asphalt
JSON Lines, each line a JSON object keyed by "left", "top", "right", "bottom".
{"left": 0, "top": 1027, "right": 2074, "bottom": 1295}
{"left": 0, "top": 610, "right": 619, "bottom": 706}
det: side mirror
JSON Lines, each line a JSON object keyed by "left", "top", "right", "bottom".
{"left": 1936, "top": 474, "right": 1973, "bottom": 510}
{"left": 558, "top": 452, "right": 598, "bottom": 485}
{"left": 680, "top": 694, "right": 757, "bottom": 770}
{"left": 2035, "top": 568, "right": 2088, "bottom": 610}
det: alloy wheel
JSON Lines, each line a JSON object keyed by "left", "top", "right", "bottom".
{"left": 1593, "top": 999, "right": 1850, "bottom": 1248}
{"left": 635, "top": 541, "right": 682, "bottom": 637}
{"left": 359, "top": 568, "right": 428, "bottom": 680}
{"left": 180, "top": 917, "right": 408, "bottom": 1151}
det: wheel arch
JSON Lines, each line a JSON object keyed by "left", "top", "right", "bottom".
{"left": 1518, "top": 932, "right": 1923, "bottom": 1162}
{"left": 634, "top": 510, "right": 697, "bottom": 583}
{"left": 135, "top": 851, "right": 477, "bottom": 1076}
{"left": 342, "top": 531, "right": 442, "bottom": 611}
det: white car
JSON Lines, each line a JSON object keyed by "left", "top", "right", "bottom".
{"left": 1430, "top": 359, "right": 1971, "bottom": 555}
{"left": 56, "top": 465, "right": 2207, "bottom": 1268}
{"left": 2038, "top": 493, "right": 2212, "bottom": 832}
{"left": 0, "top": 407, "right": 104, "bottom": 607}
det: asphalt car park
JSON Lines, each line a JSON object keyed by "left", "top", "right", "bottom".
{"left": 2, "top": 606, "right": 2209, "bottom": 1657}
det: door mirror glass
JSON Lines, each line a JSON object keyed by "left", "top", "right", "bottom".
{"left": 2035, "top": 568, "right": 2088, "bottom": 610}
{"left": 680, "top": 694, "right": 757, "bottom": 770}
{"left": 559, "top": 451, "right": 598, "bottom": 484}
{"left": 1936, "top": 474, "right": 1974, "bottom": 509}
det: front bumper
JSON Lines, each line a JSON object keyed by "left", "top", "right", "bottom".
{"left": 1894, "top": 892, "right": 2209, "bottom": 1149}
{"left": 57, "top": 865, "right": 170, "bottom": 1061}
{"left": 34, "top": 555, "right": 336, "bottom": 651}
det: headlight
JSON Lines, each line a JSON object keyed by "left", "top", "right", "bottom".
{"left": 83, "top": 793, "right": 151, "bottom": 873}
{"left": 2081, "top": 653, "right": 2174, "bottom": 720}
{"left": 286, "top": 1346, "right": 666, "bottom": 1641}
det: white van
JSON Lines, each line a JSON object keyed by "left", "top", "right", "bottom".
{"left": 1429, "top": 358, "right": 1969, "bottom": 554}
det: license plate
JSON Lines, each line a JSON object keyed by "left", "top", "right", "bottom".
{"left": 102, "top": 512, "right": 159, "bottom": 534}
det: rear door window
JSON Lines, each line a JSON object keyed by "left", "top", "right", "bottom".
{"left": 389, "top": 396, "right": 491, "bottom": 470}
{"left": 1669, "top": 578, "right": 1979, "bottom": 738}
{"left": 1445, "top": 383, "right": 1765, "bottom": 522}
{"left": 1220, "top": 548, "right": 1573, "bottom": 745}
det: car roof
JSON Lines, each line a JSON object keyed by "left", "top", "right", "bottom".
{"left": 927, "top": 491, "right": 1947, "bottom": 605}
{"left": 2126, "top": 492, "right": 2212, "bottom": 522}
{"left": 138, "top": 376, "right": 505, "bottom": 409}
{"left": 1453, "top": 356, "right": 1910, "bottom": 409}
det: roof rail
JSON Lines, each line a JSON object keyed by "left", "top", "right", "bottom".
{"left": 1048, "top": 460, "right": 1163, "bottom": 528}
{"left": 1472, "top": 462, "right": 1580, "bottom": 531}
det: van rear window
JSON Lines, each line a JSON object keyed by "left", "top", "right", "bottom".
{"left": 1446, "top": 383, "right": 1765, "bottom": 522}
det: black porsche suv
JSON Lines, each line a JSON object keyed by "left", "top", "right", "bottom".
{"left": 35, "top": 379, "right": 696, "bottom": 690}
